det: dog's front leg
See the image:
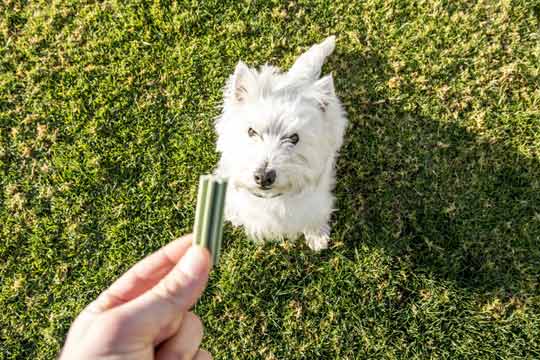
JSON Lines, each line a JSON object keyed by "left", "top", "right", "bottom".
{"left": 304, "top": 223, "right": 330, "bottom": 251}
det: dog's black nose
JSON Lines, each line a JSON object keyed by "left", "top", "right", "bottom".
{"left": 254, "top": 168, "right": 276, "bottom": 188}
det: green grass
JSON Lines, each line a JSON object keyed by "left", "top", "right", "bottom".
{"left": 1, "top": 0, "right": 539, "bottom": 358}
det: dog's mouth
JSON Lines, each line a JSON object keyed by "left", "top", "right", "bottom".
{"left": 235, "top": 182, "right": 287, "bottom": 199}
{"left": 249, "top": 188, "right": 283, "bottom": 199}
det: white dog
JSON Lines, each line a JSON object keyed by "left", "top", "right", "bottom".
{"left": 214, "top": 36, "right": 347, "bottom": 250}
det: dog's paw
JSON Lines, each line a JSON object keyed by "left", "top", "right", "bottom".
{"left": 305, "top": 232, "right": 330, "bottom": 251}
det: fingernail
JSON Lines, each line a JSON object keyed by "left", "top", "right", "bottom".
{"left": 178, "top": 245, "right": 210, "bottom": 279}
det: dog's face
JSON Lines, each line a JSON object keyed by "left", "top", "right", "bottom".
{"left": 215, "top": 37, "right": 346, "bottom": 198}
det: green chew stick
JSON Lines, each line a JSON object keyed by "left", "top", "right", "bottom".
{"left": 193, "top": 176, "right": 210, "bottom": 246}
{"left": 200, "top": 179, "right": 217, "bottom": 249}
{"left": 193, "top": 175, "right": 228, "bottom": 266}
{"left": 209, "top": 179, "right": 227, "bottom": 265}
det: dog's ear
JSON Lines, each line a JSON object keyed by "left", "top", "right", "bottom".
{"left": 286, "top": 36, "right": 336, "bottom": 86}
{"left": 226, "top": 61, "right": 257, "bottom": 105}
{"left": 308, "top": 74, "right": 335, "bottom": 112}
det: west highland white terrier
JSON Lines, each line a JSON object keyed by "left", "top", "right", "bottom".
{"left": 214, "top": 36, "right": 347, "bottom": 250}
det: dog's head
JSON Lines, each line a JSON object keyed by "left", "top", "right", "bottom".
{"left": 215, "top": 36, "right": 347, "bottom": 198}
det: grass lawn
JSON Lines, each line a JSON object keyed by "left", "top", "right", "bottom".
{"left": 1, "top": 0, "right": 540, "bottom": 358}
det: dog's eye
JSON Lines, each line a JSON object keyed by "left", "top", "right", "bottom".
{"left": 248, "top": 128, "right": 258, "bottom": 138}
{"left": 289, "top": 134, "right": 299, "bottom": 145}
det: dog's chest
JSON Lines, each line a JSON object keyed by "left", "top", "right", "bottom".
{"left": 225, "top": 188, "right": 332, "bottom": 236}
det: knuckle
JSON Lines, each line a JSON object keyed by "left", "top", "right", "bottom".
{"left": 155, "top": 273, "right": 188, "bottom": 305}
{"left": 185, "top": 312, "right": 204, "bottom": 338}
{"left": 197, "top": 349, "right": 213, "bottom": 360}
{"left": 153, "top": 269, "right": 197, "bottom": 310}
{"left": 93, "top": 312, "right": 132, "bottom": 340}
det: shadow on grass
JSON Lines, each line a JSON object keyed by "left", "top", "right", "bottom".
{"left": 332, "top": 51, "right": 540, "bottom": 295}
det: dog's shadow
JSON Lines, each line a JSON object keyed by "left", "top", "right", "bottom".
{"left": 329, "top": 50, "right": 540, "bottom": 295}
{"left": 214, "top": 48, "right": 539, "bottom": 298}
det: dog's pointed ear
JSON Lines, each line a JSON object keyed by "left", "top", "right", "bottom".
{"left": 286, "top": 36, "right": 336, "bottom": 85}
{"left": 226, "top": 61, "right": 257, "bottom": 105}
{"left": 308, "top": 74, "right": 335, "bottom": 112}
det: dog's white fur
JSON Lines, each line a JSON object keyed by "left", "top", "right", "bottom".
{"left": 214, "top": 36, "right": 347, "bottom": 250}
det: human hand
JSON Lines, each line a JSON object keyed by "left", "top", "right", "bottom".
{"left": 60, "top": 234, "right": 212, "bottom": 360}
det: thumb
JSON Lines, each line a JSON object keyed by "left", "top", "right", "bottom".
{"left": 111, "top": 245, "right": 211, "bottom": 342}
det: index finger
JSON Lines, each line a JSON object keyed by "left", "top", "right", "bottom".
{"left": 91, "top": 234, "right": 194, "bottom": 312}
